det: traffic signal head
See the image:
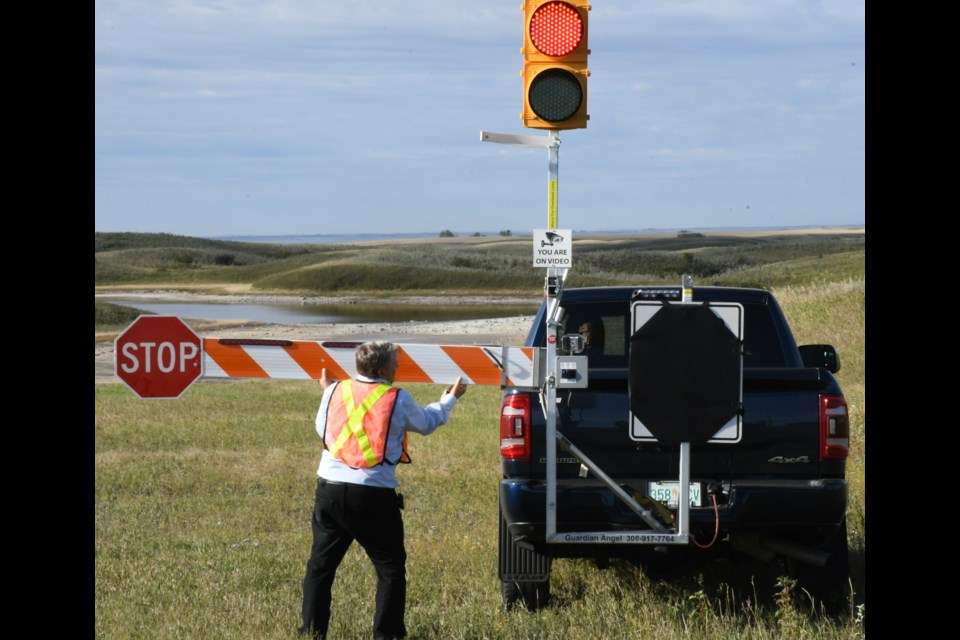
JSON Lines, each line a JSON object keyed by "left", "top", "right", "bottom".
{"left": 522, "top": 1, "right": 590, "bottom": 130}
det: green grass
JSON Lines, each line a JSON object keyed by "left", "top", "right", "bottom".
{"left": 96, "top": 383, "right": 865, "bottom": 639}
{"left": 96, "top": 300, "right": 153, "bottom": 331}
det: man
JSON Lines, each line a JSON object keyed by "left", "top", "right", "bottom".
{"left": 578, "top": 320, "right": 605, "bottom": 354}
{"left": 299, "top": 341, "right": 467, "bottom": 640}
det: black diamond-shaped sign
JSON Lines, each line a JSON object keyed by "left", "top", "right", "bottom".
{"left": 629, "top": 303, "right": 741, "bottom": 445}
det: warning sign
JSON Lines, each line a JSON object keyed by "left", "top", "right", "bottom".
{"left": 114, "top": 315, "right": 203, "bottom": 399}
{"left": 533, "top": 229, "right": 573, "bottom": 268}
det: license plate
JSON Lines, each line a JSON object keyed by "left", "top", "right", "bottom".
{"left": 647, "top": 481, "right": 702, "bottom": 508}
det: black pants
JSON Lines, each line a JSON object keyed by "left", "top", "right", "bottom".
{"left": 300, "top": 478, "right": 407, "bottom": 640}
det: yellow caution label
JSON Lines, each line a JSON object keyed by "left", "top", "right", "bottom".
{"left": 548, "top": 180, "right": 558, "bottom": 229}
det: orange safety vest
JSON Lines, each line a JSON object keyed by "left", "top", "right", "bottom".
{"left": 323, "top": 379, "right": 411, "bottom": 468}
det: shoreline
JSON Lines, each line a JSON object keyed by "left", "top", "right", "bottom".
{"left": 95, "top": 289, "right": 541, "bottom": 307}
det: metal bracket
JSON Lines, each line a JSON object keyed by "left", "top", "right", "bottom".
{"left": 480, "top": 131, "right": 556, "bottom": 148}
{"left": 544, "top": 434, "right": 693, "bottom": 545}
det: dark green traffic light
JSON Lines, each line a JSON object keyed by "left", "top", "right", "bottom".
{"left": 527, "top": 68, "right": 583, "bottom": 123}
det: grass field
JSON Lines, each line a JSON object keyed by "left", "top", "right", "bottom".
{"left": 95, "top": 231, "right": 865, "bottom": 639}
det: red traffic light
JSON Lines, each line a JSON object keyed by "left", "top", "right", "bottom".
{"left": 529, "top": 1, "right": 584, "bottom": 57}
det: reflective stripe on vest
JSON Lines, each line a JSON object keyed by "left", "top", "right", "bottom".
{"left": 325, "top": 380, "right": 402, "bottom": 468}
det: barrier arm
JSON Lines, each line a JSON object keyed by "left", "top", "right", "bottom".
{"left": 200, "top": 338, "right": 540, "bottom": 388}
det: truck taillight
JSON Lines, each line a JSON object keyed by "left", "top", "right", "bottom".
{"left": 819, "top": 394, "right": 849, "bottom": 460}
{"left": 500, "top": 394, "right": 531, "bottom": 460}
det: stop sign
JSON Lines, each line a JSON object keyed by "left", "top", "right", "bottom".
{"left": 114, "top": 315, "right": 203, "bottom": 399}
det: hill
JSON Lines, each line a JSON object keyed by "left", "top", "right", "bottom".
{"left": 94, "top": 228, "right": 865, "bottom": 296}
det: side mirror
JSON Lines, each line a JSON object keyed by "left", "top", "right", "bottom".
{"left": 798, "top": 344, "right": 841, "bottom": 374}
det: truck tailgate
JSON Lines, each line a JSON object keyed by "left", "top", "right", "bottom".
{"left": 531, "top": 368, "right": 834, "bottom": 481}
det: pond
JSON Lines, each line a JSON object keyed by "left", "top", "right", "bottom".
{"left": 105, "top": 298, "right": 540, "bottom": 325}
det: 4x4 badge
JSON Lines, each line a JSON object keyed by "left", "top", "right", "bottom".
{"left": 768, "top": 456, "right": 811, "bottom": 464}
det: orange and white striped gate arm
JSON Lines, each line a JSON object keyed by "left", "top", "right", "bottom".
{"left": 202, "top": 338, "right": 540, "bottom": 388}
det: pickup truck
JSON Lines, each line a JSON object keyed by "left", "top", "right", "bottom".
{"left": 497, "top": 284, "right": 850, "bottom": 610}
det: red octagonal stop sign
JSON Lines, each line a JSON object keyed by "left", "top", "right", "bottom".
{"left": 114, "top": 315, "right": 203, "bottom": 399}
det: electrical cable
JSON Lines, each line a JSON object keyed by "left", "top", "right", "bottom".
{"left": 689, "top": 494, "right": 720, "bottom": 549}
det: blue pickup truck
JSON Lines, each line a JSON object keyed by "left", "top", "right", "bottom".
{"left": 497, "top": 285, "right": 850, "bottom": 610}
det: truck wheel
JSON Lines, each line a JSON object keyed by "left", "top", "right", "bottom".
{"left": 788, "top": 518, "right": 851, "bottom": 617}
{"left": 501, "top": 578, "right": 522, "bottom": 608}
{"left": 499, "top": 502, "right": 551, "bottom": 611}
{"left": 501, "top": 578, "right": 550, "bottom": 612}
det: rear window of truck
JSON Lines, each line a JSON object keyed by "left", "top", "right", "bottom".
{"left": 555, "top": 300, "right": 786, "bottom": 369}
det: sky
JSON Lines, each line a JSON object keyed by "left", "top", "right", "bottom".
{"left": 94, "top": 1, "right": 865, "bottom": 238}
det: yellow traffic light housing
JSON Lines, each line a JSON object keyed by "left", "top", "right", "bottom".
{"left": 522, "top": 1, "right": 590, "bottom": 130}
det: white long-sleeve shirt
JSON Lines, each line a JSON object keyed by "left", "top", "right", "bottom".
{"left": 315, "top": 375, "right": 458, "bottom": 488}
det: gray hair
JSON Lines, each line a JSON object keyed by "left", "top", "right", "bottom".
{"left": 355, "top": 341, "right": 399, "bottom": 378}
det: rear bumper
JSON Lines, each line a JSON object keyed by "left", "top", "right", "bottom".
{"left": 499, "top": 476, "right": 847, "bottom": 545}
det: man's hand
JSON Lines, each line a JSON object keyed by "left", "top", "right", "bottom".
{"left": 445, "top": 376, "right": 467, "bottom": 399}
{"left": 318, "top": 368, "right": 335, "bottom": 390}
